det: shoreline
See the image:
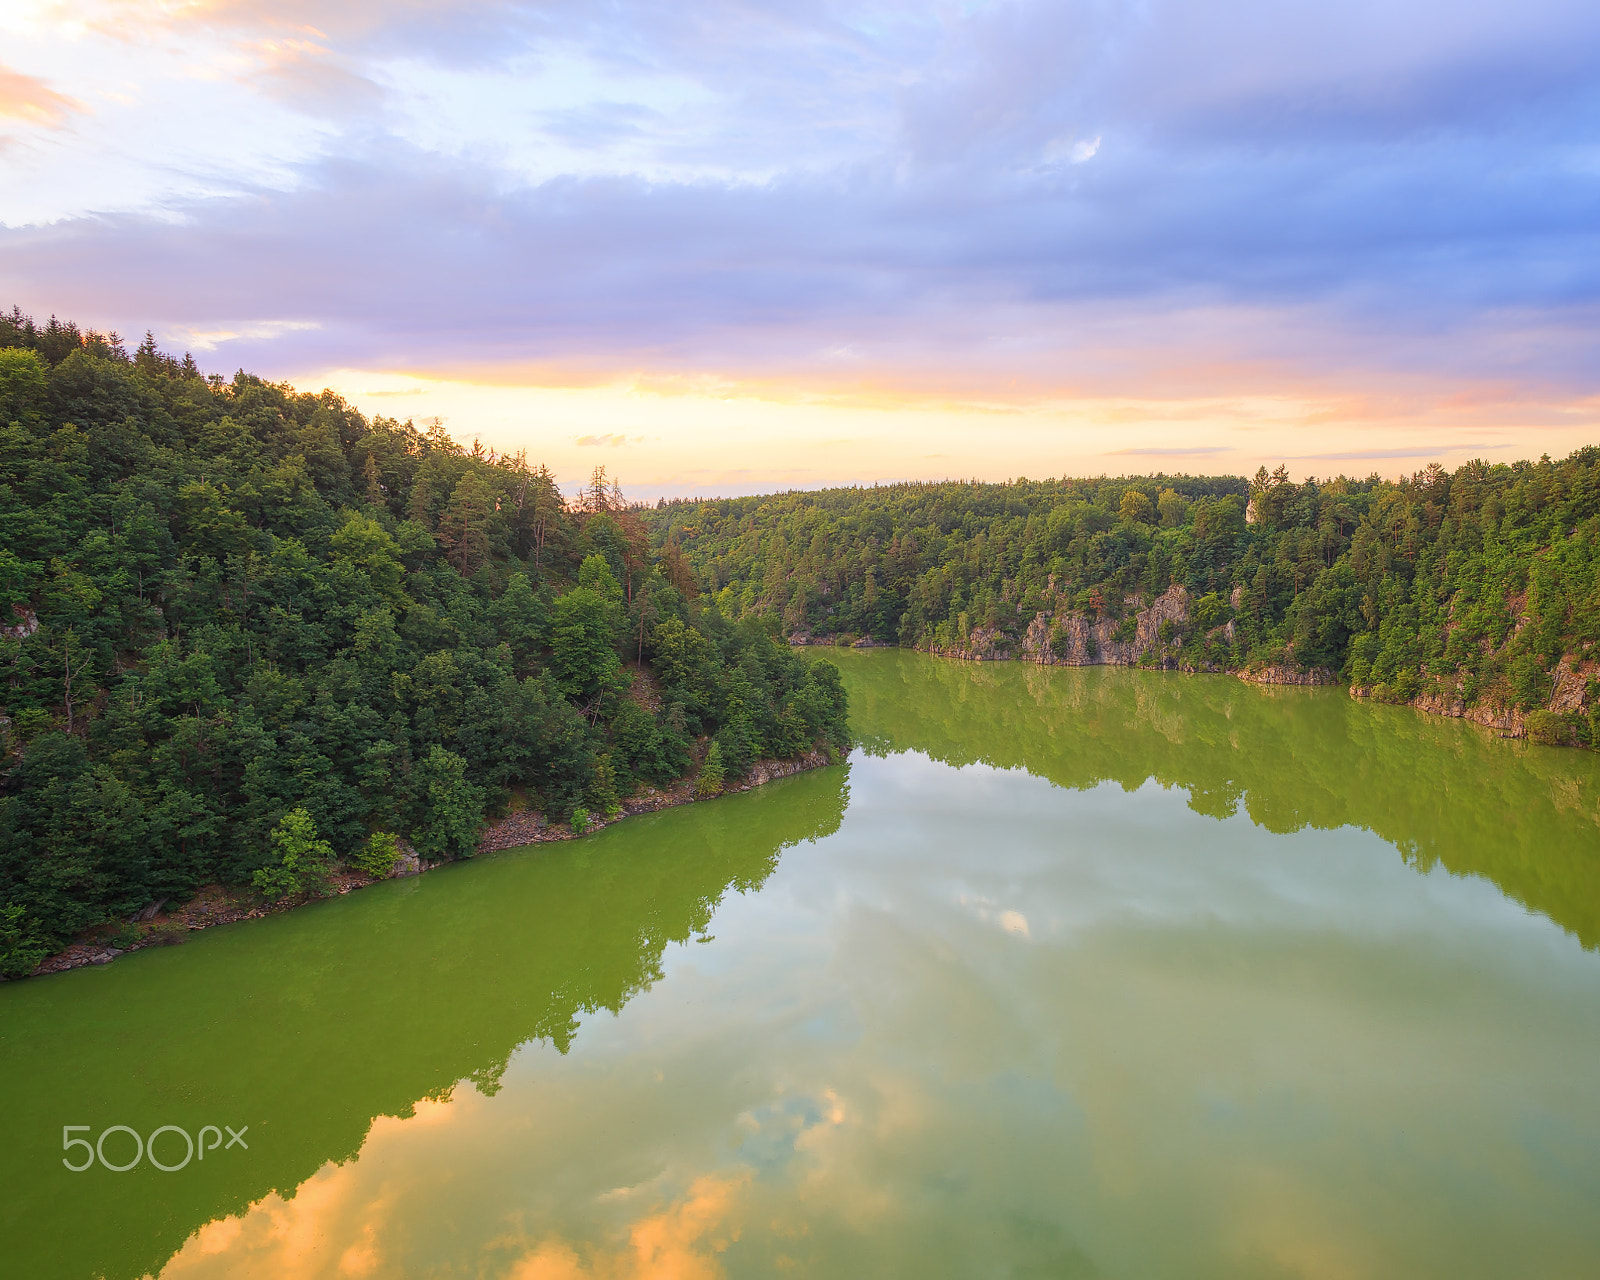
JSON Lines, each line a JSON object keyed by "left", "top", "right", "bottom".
{"left": 820, "top": 635, "right": 1594, "bottom": 748}
{"left": 21, "top": 748, "right": 835, "bottom": 981}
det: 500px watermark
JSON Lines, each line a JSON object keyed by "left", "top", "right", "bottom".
{"left": 62, "top": 1124, "right": 248, "bottom": 1172}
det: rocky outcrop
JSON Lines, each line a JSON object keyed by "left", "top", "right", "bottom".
{"left": 788, "top": 632, "right": 888, "bottom": 648}
{"left": 1237, "top": 664, "right": 1337, "bottom": 686}
{"left": 2, "top": 606, "right": 38, "bottom": 642}
{"left": 926, "top": 625, "right": 1016, "bottom": 661}
{"left": 1352, "top": 684, "right": 1527, "bottom": 735}
{"left": 918, "top": 584, "right": 1338, "bottom": 688}
{"left": 1550, "top": 664, "right": 1593, "bottom": 714}
{"left": 1018, "top": 585, "right": 1192, "bottom": 667}
{"left": 1350, "top": 658, "right": 1595, "bottom": 740}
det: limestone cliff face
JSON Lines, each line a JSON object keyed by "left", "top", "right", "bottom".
{"left": 1018, "top": 584, "right": 1191, "bottom": 667}
{"left": 1351, "top": 660, "right": 1595, "bottom": 740}
{"left": 1387, "top": 688, "right": 1524, "bottom": 735}
{"left": 916, "top": 583, "right": 1336, "bottom": 685}
{"left": 790, "top": 632, "right": 890, "bottom": 648}
{"left": 892, "top": 584, "right": 1591, "bottom": 746}
{"left": 1236, "top": 664, "right": 1337, "bottom": 687}
{"left": 921, "top": 630, "right": 1008, "bottom": 661}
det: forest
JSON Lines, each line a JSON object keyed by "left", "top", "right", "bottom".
{"left": 0, "top": 310, "right": 849, "bottom": 975}
{"left": 643, "top": 450, "right": 1600, "bottom": 743}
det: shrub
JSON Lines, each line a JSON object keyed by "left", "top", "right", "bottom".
{"left": 585, "top": 752, "right": 622, "bottom": 818}
{"left": 0, "top": 903, "right": 49, "bottom": 979}
{"left": 1509, "top": 652, "right": 1552, "bottom": 710}
{"left": 570, "top": 806, "right": 591, "bottom": 833}
{"left": 696, "top": 741, "right": 726, "bottom": 799}
{"left": 1524, "top": 710, "right": 1567, "bottom": 746}
{"left": 410, "top": 746, "right": 486, "bottom": 861}
{"left": 352, "top": 831, "right": 402, "bottom": 878}
{"left": 1192, "top": 592, "right": 1231, "bottom": 631}
{"left": 252, "top": 808, "right": 336, "bottom": 902}
{"left": 714, "top": 717, "right": 755, "bottom": 777}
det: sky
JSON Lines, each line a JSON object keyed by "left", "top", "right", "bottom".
{"left": 2, "top": 0, "right": 1598, "bottom": 499}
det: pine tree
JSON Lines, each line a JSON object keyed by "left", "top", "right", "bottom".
{"left": 362, "top": 453, "right": 385, "bottom": 507}
{"left": 529, "top": 465, "right": 562, "bottom": 570}
{"left": 437, "top": 473, "right": 494, "bottom": 576}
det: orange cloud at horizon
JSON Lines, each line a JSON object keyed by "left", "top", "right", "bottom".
{"left": 299, "top": 364, "right": 1600, "bottom": 501}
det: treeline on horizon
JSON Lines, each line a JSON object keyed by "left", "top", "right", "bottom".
{"left": 0, "top": 310, "right": 849, "bottom": 975}
{"left": 644, "top": 450, "right": 1600, "bottom": 744}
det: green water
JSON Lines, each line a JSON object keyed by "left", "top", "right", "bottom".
{"left": 3, "top": 651, "right": 1599, "bottom": 1279}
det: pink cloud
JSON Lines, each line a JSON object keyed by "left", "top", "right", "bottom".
{"left": 0, "top": 65, "right": 85, "bottom": 129}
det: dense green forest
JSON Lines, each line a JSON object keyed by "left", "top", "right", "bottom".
{"left": 643, "top": 452, "right": 1600, "bottom": 743}
{"left": 0, "top": 310, "right": 848, "bottom": 975}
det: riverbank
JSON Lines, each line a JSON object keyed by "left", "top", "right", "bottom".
{"left": 1347, "top": 659, "right": 1598, "bottom": 745}
{"left": 793, "top": 586, "right": 1338, "bottom": 687}
{"left": 803, "top": 582, "right": 1593, "bottom": 747}
{"left": 22, "top": 748, "right": 836, "bottom": 979}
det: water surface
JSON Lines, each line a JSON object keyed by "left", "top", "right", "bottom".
{"left": 4, "top": 652, "right": 1599, "bottom": 1279}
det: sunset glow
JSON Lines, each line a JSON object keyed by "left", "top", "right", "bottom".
{"left": 4, "top": 0, "right": 1599, "bottom": 491}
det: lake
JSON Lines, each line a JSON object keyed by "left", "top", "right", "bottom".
{"left": 3, "top": 650, "right": 1599, "bottom": 1279}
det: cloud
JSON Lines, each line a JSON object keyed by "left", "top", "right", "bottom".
{"left": 999, "top": 909, "right": 1030, "bottom": 939}
{"left": 73, "top": 0, "right": 546, "bottom": 66}
{"left": 6, "top": 132, "right": 1595, "bottom": 404}
{"left": 1110, "top": 446, "right": 1235, "bottom": 456}
{"left": 160, "top": 319, "right": 321, "bottom": 352}
{"left": 2, "top": 0, "right": 1598, "bottom": 422}
{"left": 1283, "top": 444, "right": 1516, "bottom": 461}
{"left": 575, "top": 433, "right": 645, "bottom": 447}
{"left": 540, "top": 101, "right": 662, "bottom": 147}
{"left": 0, "top": 65, "right": 85, "bottom": 129}
{"left": 247, "top": 38, "right": 387, "bottom": 117}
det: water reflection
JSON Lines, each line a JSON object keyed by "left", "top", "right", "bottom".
{"left": 6, "top": 652, "right": 1600, "bottom": 1280}
{"left": 838, "top": 650, "right": 1600, "bottom": 947}
{"left": 0, "top": 767, "right": 849, "bottom": 1280}
{"left": 140, "top": 747, "right": 1600, "bottom": 1279}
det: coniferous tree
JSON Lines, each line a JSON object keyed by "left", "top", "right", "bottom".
{"left": 0, "top": 309, "right": 851, "bottom": 965}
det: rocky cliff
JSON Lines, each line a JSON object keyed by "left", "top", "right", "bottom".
{"left": 1351, "top": 660, "right": 1596, "bottom": 742}
{"left": 919, "top": 585, "right": 1336, "bottom": 685}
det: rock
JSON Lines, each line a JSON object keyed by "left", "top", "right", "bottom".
{"left": 386, "top": 842, "right": 424, "bottom": 877}
{"left": 1346, "top": 654, "right": 1592, "bottom": 745}
{"left": 2, "top": 606, "right": 39, "bottom": 642}
{"left": 921, "top": 585, "right": 1331, "bottom": 687}
{"left": 1016, "top": 583, "right": 1190, "bottom": 668}
{"left": 1236, "top": 664, "right": 1335, "bottom": 686}
{"left": 1550, "top": 664, "right": 1592, "bottom": 714}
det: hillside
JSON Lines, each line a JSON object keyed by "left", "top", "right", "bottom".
{"left": 0, "top": 311, "right": 848, "bottom": 974}
{"left": 643, "top": 457, "right": 1600, "bottom": 744}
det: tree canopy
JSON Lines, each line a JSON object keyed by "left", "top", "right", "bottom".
{"left": 644, "top": 457, "right": 1600, "bottom": 741}
{"left": 0, "top": 308, "right": 849, "bottom": 973}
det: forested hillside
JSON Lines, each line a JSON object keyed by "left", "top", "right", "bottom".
{"left": 644, "top": 454, "right": 1600, "bottom": 745}
{"left": 0, "top": 310, "right": 848, "bottom": 974}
